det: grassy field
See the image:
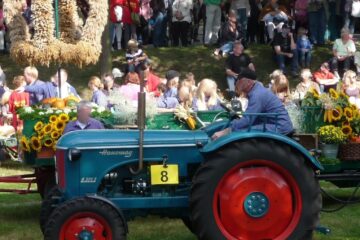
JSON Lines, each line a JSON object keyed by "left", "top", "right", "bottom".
{"left": 0, "top": 44, "right": 359, "bottom": 239}
{"left": 0, "top": 162, "right": 360, "bottom": 240}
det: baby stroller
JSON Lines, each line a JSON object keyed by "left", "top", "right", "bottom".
{"left": 0, "top": 125, "right": 18, "bottom": 163}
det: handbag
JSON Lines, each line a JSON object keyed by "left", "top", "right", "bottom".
{"left": 352, "top": 0, "right": 360, "bottom": 18}
{"left": 127, "top": 0, "right": 141, "bottom": 25}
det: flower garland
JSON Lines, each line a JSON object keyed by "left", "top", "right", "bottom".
{"left": 4, "top": 0, "right": 108, "bottom": 67}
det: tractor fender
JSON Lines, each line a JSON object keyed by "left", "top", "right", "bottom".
{"left": 85, "top": 194, "right": 129, "bottom": 233}
{"left": 201, "top": 131, "right": 324, "bottom": 170}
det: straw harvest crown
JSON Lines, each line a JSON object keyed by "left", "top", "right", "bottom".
{"left": 3, "top": 0, "right": 108, "bottom": 67}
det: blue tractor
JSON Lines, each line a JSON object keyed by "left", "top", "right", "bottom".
{"left": 41, "top": 89, "right": 323, "bottom": 240}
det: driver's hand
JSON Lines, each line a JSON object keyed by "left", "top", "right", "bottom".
{"left": 211, "top": 128, "right": 231, "bottom": 141}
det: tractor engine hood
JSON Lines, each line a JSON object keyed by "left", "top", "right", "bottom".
{"left": 57, "top": 129, "right": 210, "bottom": 150}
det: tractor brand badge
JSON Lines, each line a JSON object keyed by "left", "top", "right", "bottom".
{"left": 99, "top": 150, "right": 133, "bottom": 158}
{"left": 80, "top": 177, "right": 97, "bottom": 184}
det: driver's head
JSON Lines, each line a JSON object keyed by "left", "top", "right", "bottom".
{"left": 235, "top": 69, "right": 257, "bottom": 96}
{"left": 76, "top": 100, "right": 93, "bottom": 124}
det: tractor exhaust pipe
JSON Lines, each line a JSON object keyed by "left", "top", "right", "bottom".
{"left": 130, "top": 70, "right": 146, "bottom": 175}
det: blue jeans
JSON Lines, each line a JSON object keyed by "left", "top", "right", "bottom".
{"left": 275, "top": 49, "right": 299, "bottom": 73}
{"left": 344, "top": 13, "right": 360, "bottom": 35}
{"left": 152, "top": 12, "right": 167, "bottom": 47}
{"left": 298, "top": 50, "right": 311, "bottom": 67}
{"left": 237, "top": 8, "right": 248, "bottom": 40}
{"left": 219, "top": 42, "right": 234, "bottom": 54}
{"left": 308, "top": 8, "right": 326, "bottom": 45}
{"left": 227, "top": 76, "right": 236, "bottom": 91}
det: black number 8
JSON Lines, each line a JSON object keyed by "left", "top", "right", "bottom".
{"left": 161, "top": 171, "right": 169, "bottom": 182}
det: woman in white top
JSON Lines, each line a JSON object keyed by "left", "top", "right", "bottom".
{"left": 331, "top": 28, "right": 356, "bottom": 78}
{"left": 172, "top": 0, "right": 193, "bottom": 47}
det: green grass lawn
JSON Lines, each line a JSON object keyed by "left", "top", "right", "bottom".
{"left": 0, "top": 44, "right": 359, "bottom": 239}
{"left": 0, "top": 162, "right": 360, "bottom": 240}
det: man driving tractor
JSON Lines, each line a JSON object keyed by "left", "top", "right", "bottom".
{"left": 212, "top": 69, "right": 293, "bottom": 140}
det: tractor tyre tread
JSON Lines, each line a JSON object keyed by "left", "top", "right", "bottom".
{"left": 44, "top": 197, "right": 127, "bottom": 240}
{"left": 190, "top": 139, "right": 321, "bottom": 240}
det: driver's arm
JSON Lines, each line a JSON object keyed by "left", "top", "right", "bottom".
{"left": 230, "top": 97, "right": 263, "bottom": 131}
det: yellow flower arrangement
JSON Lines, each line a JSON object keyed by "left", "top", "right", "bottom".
{"left": 329, "top": 88, "right": 339, "bottom": 100}
{"left": 34, "top": 121, "right": 44, "bottom": 132}
{"left": 342, "top": 125, "right": 353, "bottom": 137}
{"left": 49, "top": 115, "right": 58, "bottom": 123}
{"left": 58, "top": 113, "right": 70, "bottom": 123}
{"left": 20, "top": 136, "right": 31, "bottom": 152}
{"left": 44, "top": 138, "right": 54, "bottom": 148}
{"left": 318, "top": 125, "right": 347, "bottom": 144}
{"left": 344, "top": 107, "right": 354, "bottom": 121}
{"left": 52, "top": 141, "right": 58, "bottom": 151}
{"left": 30, "top": 136, "right": 42, "bottom": 152}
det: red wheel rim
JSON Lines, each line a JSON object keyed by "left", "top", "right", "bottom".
{"left": 60, "top": 212, "right": 112, "bottom": 240}
{"left": 213, "top": 160, "right": 302, "bottom": 240}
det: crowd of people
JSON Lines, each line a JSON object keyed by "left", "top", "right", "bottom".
{"left": 3, "top": 0, "right": 360, "bottom": 139}
{"left": 0, "top": 0, "right": 360, "bottom": 51}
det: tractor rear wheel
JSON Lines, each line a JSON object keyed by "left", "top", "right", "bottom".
{"left": 44, "top": 197, "right": 127, "bottom": 240}
{"left": 190, "top": 139, "right": 321, "bottom": 240}
{"left": 40, "top": 186, "right": 62, "bottom": 233}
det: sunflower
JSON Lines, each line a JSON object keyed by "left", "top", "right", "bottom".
{"left": 342, "top": 120, "right": 351, "bottom": 127}
{"left": 20, "top": 136, "right": 31, "bottom": 152}
{"left": 51, "top": 131, "right": 61, "bottom": 140}
{"left": 342, "top": 125, "right": 353, "bottom": 137}
{"left": 351, "top": 104, "right": 358, "bottom": 111}
{"left": 344, "top": 107, "right": 354, "bottom": 121}
{"left": 38, "top": 130, "right": 45, "bottom": 139}
{"left": 331, "top": 107, "right": 343, "bottom": 122}
{"left": 52, "top": 141, "right": 58, "bottom": 151}
{"left": 44, "top": 138, "right": 54, "bottom": 148}
{"left": 329, "top": 88, "right": 339, "bottom": 100}
{"left": 30, "top": 136, "right": 42, "bottom": 152}
{"left": 54, "top": 120, "right": 66, "bottom": 132}
{"left": 49, "top": 115, "right": 58, "bottom": 123}
{"left": 58, "top": 113, "right": 70, "bottom": 123}
{"left": 309, "top": 88, "right": 320, "bottom": 98}
{"left": 43, "top": 124, "right": 53, "bottom": 135}
{"left": 34, "top": 121, "right": 44, "bottom": 132}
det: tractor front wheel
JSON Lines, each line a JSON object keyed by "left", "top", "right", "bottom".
{"left": 44, "top": 198, "right": 127, "bottom": 240}
{"left": 190, "top": 139, "right": 321, "bottom": 240}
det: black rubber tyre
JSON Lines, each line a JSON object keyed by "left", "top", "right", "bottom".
{"left": 181, "top": 216, "right": 195, "bottom": 234}
{"left": 190, "top": 139, "right": 322, "bottom": 240}
{"left": 39, "top": 186, "right": 62, "bottom": 233}
{"left": 44, "top": 197, "right": 127, "bottom": 240}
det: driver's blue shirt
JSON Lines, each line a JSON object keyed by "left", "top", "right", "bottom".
{"left": 231, "top": 82, "right": 293, "bottom": 135}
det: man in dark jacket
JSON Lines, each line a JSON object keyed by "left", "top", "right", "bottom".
{"left": 212, "top": 69, "right": 293, "bottom": 140}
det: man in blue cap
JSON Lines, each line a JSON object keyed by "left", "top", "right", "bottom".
{"left": 212, "top": 69, "right": 293, "bottom": 140}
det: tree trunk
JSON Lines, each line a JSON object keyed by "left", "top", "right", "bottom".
{"left": 99, "top": 20, "right": 112, "bottom": 76}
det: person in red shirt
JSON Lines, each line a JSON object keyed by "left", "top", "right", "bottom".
{"left": 313, "top": 62, "right": 339, "bottom": 93}
{"left": 144, "top": 62, "right": 162, "bottom": 96}
{"left": 119, "top": 0, "right": 140, "bottom": 47}
{"left": 110, "top": 0, "right": 124, "bottom": 50}
{"left": 8, "top": 76, "right": 30, "bottom": 132}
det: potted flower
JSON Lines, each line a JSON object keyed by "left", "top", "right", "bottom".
{"left": 318, "top": 125, "right": 347, "bottom": 159}
{"left": 350, "top": 117, "right": 360, "bottom": 143}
